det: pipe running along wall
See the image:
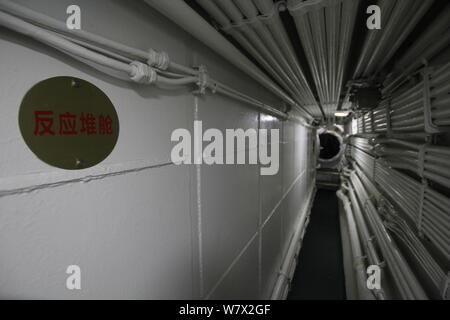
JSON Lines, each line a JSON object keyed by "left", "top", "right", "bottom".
{"left": 0, "top": 0, "right": 292, "bottom": 120}
{"left": 195, "top": 0, "right": 324, "bottom": 119}
{"left": 144, "top": 0, "right": 315, "bottom": 121}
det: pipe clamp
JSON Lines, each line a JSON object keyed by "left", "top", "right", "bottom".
{"left": 148, "top": 49, "right": 170, "bottom": 70}
{"left": 130, "top": 61, "right": 157, "bottom": 84}
{"left": 194, "top": 65, "right": 209, "bottom": 95}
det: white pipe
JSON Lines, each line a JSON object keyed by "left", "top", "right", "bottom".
{"left": 211, "top": 85, "right": 287, "bottom": 119}
{"left": 363, "top": 0, "right": 416, "bottom": 76}
{"left": 207, "top": 0, "right": 306, "bottom": 103}
{"left": 271, "top": 188, "right": 316, "bottom": 300}
{"left": 197, "top": 1, "right": 304, "bottom": 107}
{"left": 0, "top": 0, "right": 199, "bottom": 76}
{"left": 196, "top": 0, "right": 300, "bottom": 103}
{"left": 350, "top": 168, "right": 429, "bottom": 299}
{"left": 287, "top": 0, "right": 359, "bottom": 118}
{"left": 353, "top": 0, "right": 396, "bottom": 79}
{"left": 226, "top": 0, "right": 306, "bottom": 95}
{"left": 0, "top": 9, "right": 292, "bottom": 120}
{"left": 143, "top": 0, "right": 313, "bottom": 120}
{"left": 337, "top": 190, "right": 375, "bottom": 300}
{"left": 376, "top": 0, "right": 434, "bottom": 72}
{"left": 0, "top": 11, "right": 133, "bottom": 74}
{"left": 237, "top": 0, "right": 322, "bottom": 116}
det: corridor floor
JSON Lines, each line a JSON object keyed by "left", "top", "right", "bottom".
{"left": 288, "top": 190, "right": 346, "bottom": 300}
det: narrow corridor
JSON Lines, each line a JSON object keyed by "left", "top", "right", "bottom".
{"left": 288, "top": 190, "right": 346, "bottom": 300}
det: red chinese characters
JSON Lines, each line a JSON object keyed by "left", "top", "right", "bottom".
{"left": 34, "top": 111, "right": 56, "bottom": 136}
{"left": 99, "top": 115, "right": 113, "bottom": 135}
{"left": 33, "top": 111, "right": 114, "bottom": 136}
{"left": 80, "top": 113, "right": 97, "bottom": 135}
{"left": 59, "top": 112, "right": 77, "bottom": 135}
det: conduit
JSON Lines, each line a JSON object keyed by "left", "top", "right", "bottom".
{"left": 287, "top": 0, "right": 359, "bottom": 118}
{"left": 348, "top": 168, "right": 428, "bottom": 299}
{"left": 195, "top": 0, "right": 323, "bottom": 119}
{"left": 337, "top": 190, "right": 375, "bottom": 300}
{"left": 0, "top": 11, "right": 134, "bottom": 75}
{"left": 197, "top": 0, "right": 302, "bottom": 99}
{"left": 0, "top": 0, "right": 196, "bottom": 75}
{"left": 360, "top": 62, "right": 450, "bottom": 135}
{"left": 0, "top": 3, "right": 292, "bottom": 120}
{"left": 383, "top": 3, "right": 450, "bottom": 93}
{"left": 381, "top": 202, "right": 448, "bottom": 299}
{"left": 271, "top": 187, "right": 316, "bottom": 300}
{"left": 353, "top": 0, "right": 433, "bottom": 80}
{"left": 347, "top": 136, "right": 450, "bottom": 299}
{"left": 144, "top": 0, "right": 314, "bottom": 121}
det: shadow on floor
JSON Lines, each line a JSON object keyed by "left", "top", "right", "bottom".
{"left": 288, "top": 190, "right": 346, "bottom": 300}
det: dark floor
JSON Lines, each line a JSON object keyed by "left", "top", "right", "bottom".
{"left": 288, "top": 190, "right": 346, "bottom": 300}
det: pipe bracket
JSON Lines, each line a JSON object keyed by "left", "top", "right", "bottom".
{"left": 422, "top": 67, "right": 441, "bottom": 134}
{"left": 193, "top": 65, "right": 209, "bottom": 95}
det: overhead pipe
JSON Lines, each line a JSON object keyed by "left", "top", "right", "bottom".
{"left": 228, "top": 0, "right": 307, "bottom": 97}
{"left": 352, "top": 0, "right": 396, "bottom": 79}
{"left": 363, "top": 0, "right": 433, "bottom": 76}
{"left": 205, "top": 0, "right": 304, "bottom": 102}
{"left": 288, "top": 1, "right": 327, "bottom": 112}
{"left": 196, "top": 0, "right": 322, "bottom": 118}
{"left": 373, "top": 0, "right": 434, "bottom": 73}
{"left": 383, "top": 3, "right": 450, "bottom": 93}
{"left": 354, "top": 0, "right": 433, "bottom": 80}
{"left": 287, "top": 0, "right": 359, "bottom": 118}
{"left": 240, "top": 0, "right": 323, "bottom": 117}
{"left": 144, "top": 0, "right": 314, "bottom": 121}
{"left": 335, "top": 0, "right": 359, "bottom": 112}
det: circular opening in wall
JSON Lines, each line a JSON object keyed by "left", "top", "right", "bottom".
{"left": 319, "top": 133, "right": 341, "bottom": 160}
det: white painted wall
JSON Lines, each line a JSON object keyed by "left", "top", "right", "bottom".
{"left": 0, "top": 0, "right": 316, "bottom": 299}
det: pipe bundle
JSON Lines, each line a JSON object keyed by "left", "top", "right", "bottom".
{"left": 357, "top": 62, "right": 450, "bottom": 134}
{"left": 374, "top": 137, "right": 450, "bottom": 192}
{"left": 287, "top": 0, "right": 359, "bottom": 118}
{"left": 339, "top": 161, "right": 429, "bottom": 299}
{"left": 383, "top": 3, "right": 450, "bottom": 94}
{"left": 345, "top": 162, "right": 448, "bottom": 299}
{"left": 347, "top": 168, "right": 428, "bottom": 299}
{"left": 381, "top": 205, "right": 448, "bottom": 299}
{"left": 195, "top": 0, "right": 323, "bottom": 118}
{"left": 346, "top": 137, "right": 450, "bottom": 299}
{"left": 353, "top": 0, "right": 434, "bottom": 80}
{"left": 0, "top": 0, "right": 292, "bottom": 120}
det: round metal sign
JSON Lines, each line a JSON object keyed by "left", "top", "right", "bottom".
{"left": 19, "top": 77, "right": 119, "bottom": 170}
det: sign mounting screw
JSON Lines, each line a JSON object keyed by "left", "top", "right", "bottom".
{"left": 71, "top": 79, "right": 81, "bottom": 88}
